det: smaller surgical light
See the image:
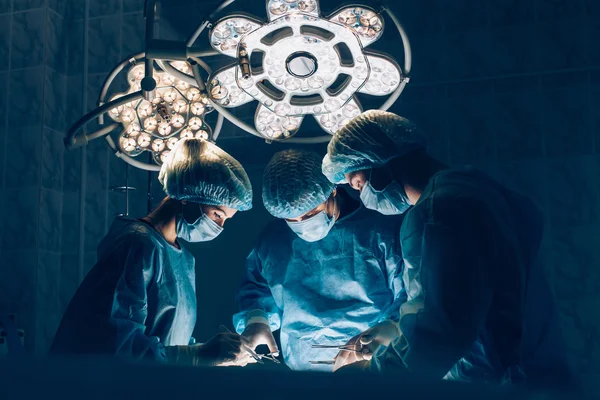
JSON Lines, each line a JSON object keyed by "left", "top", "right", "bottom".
{"left": 171, "top": 114, "right": 185, "bottom": 128}
{"left": 144, "top": 117, "right": 158, "bottom": 131}
{"left": 157, "top": 122, "right": 172, "bottom": 136}
{"left": 138, "top": 100, "right": 153, "bottom": 117}
{"left": 187, "top": 87, "right": 201, "bottom": 101}
{"left": 180, "top": 128, "right": 194, "bottom": 139}
{"left": 126, "top": 123, "right": 141, "bottom": 136}
{"left": 120, "top": 137, "right": 138, "bottom": 153}
{"left": 173, "top": 99, "right": 188, "bottom": 113}
{"left": 191, "top": 102, "right": 205, "bottom": 116}
{"left": 137, "top": 133, "right": 151, "bottom": 148}
{"left": 189, "top": 117, "right": 203, "bottom": 130}
{"left": 152, "top": 139, "right": 166, "bottom": 152}
{"left": 265, "top": 125, "right": 283, "bottom": 139}
{"left": 195, "top": 130, "right": 209, "bottom": 140}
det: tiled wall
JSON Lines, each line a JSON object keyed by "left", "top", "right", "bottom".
{"left": 0, "top": 0, "right": 68, "bottom": 353}
{"left": 0, "top": 0, "right": 149, "bottom": 353}
{"left": 64, "top": 0, "right": 148, "bottom": 294}
{"left": 385, "top": 0, "right": 600, "bottom": 393}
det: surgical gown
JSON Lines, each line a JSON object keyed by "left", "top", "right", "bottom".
{"left": 233, "top": 203, "right": 405, "bottom": 371}
{"left": 371, "top": 167, "right": 574, "bottom": 387}
{"left": 51, "top": 217, "right": 197, "bottom": 361}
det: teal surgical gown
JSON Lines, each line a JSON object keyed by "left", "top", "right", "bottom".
{"left": 371, "top": 167, "right": 574, "bottom": 388}
{"left": 51, "top": 218, "right": 197, "bottom": 361}
{"left": 234, "top": 203, "right": 405, "bottom": 371}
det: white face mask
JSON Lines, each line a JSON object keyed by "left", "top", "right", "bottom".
{"left": 176, "top": 209, "right": 223, "bottom": 242}
{"left": 360, "top": 180, "right": 411, "bottom": 215}
{"left": 286, "top": 210, "right": 336, "bottom": 242}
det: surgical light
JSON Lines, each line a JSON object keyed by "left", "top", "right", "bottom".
{"left": 106, "top": 62, "right": 213, "bottom": 166}
{"left": 64, "top": 0, "right": 411, "bottom": 172}
{"left": 207, "top": 0, "right": 408, "bottom": 140}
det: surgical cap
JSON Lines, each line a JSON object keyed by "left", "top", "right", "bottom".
{"left": 159, "top": 139, "right": 253, "bottom": 211}
{"left": 322, "top": 110, "right": 426, "bottom": 184}
{"left": 263, "top": 149, "right": 336, "bottom": 219}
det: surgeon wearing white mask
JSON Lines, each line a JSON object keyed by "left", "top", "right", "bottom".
{"left": 233, "top": 149, "right": 406, "bottom": 372}
{"left": 51, "top": 139, "right": 255, "bottom": 368}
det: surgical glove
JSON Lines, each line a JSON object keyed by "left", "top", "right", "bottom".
{"left": 333, "top": 320, "right": 400, "bottom": 372}
{"left": 165, "top": 332, "right": 256, "bottom": 367}
{"left": 242, "top": 322, "right": 279, "bottom": 356}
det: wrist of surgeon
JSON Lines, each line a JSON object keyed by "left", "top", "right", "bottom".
{"left": 241, "top": 318, "right": 280, "bottom": 357}
{"left": 332, "top": 320, "right": 399, "bottom": 372}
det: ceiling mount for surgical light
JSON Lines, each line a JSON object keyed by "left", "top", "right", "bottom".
{"left": 63, "top": 0, "right": 411, "bottom": 171}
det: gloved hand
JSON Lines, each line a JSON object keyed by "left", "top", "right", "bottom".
{"left": 241, "top": 322, "right": 279, "bottom": 356}
{"left": 333, "top": 320, "right": 400, "bottom": 372}
{"left": 165, "top": 332, "right": 256, "bottom": 367}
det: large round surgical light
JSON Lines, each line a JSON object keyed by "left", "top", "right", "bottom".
{"left": 107, "top": 62, "right": 213, "bottom": 165}
{"left": 207, "top": 0, "right": 407, "bottom": 140}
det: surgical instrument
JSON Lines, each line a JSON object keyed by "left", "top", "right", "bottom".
{"left": 311, "top": 344, "right": 372, "bottom": 354}
{"left": 219, "top": 325, "right": 281, "bottom": 364}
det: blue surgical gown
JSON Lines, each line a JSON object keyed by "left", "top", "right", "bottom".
{"left": 233, "top": 204, "right": 406, "bottom": 371}
{"left": 51, "top": 217, "right": 197, "bottom": 361}
{"left": 371, "top": 167, "right": 574, "bottom": 387}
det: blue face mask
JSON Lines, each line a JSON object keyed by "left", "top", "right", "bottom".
{"left": 176, "top": 209, "right": 223, "bottom": 243}
{"left": 360, "top": 180, "right": 411, "bottom": 215}
{"left": 286, "top": 210, "right": 336, "bottom": 242}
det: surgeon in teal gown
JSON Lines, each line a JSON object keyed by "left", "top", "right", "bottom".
{"left": 234, "top": 149, "right": 406, "bottom": 371}
{"left": 51, "top": 139, "right": 254, "bottom": 367}
{"left": 322, "top": 110, "right": 575, "bottom": 390}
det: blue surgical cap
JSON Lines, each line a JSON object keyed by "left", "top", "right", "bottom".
{"left": 263, "top": 149, "right": 336, "bottom": 219}
{"left": 322, "top": 110, "right": 426, "bottom": 184}
{"left": 159, "top": 139, "right": 253, "bottom": 211}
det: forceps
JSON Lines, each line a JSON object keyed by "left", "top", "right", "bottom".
{"left": 308, "top": 344, "right": 371, "bottom": 366}
{"left": 219, "top": 325, "right": 281, "bottom": 364}
{"left": 311, "top": 344, "right": 371, "bottom": 354}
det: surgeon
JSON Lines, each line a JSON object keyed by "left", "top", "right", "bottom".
{"left": 322, "top": 110, "right": 574, "bottom": 388}
{"left": 51, "top": 139, "right": 255, "bottom": 367}
{"left": 233, "top": 149, "right": 406, "bottom": 372}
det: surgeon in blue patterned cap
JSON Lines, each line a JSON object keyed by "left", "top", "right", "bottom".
{"left": 233, "top": 148, "right": 407, "bottom": 372}
{"left": 52, "top": 139, "right": 255, "bottom": 368}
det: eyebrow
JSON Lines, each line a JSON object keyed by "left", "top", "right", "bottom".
{"left": 216, "top": 206, "right": 236, "bottom": 218}
{"left": 210, "top": 206, "right": 226, "bottom": 215}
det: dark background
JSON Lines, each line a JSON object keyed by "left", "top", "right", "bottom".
{"left": 0, "top": 0, "right": 598, "bottom": 395}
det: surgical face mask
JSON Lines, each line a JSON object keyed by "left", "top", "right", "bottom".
{"left": 286, "top": 210, "right": 336, "bottom": 242}
{"left": 176, "top": 208, "right": 223, "bottom": 242}
{"left": 360, "top": 180, "right": 411, "bottom": 215}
